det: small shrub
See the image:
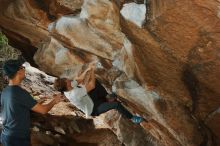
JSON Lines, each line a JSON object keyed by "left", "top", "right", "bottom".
{"left": 0, "top": 31, "right": 21, "bottom": 90}
{"left": 0, "top": 31, "right": 8, "bottom": 47}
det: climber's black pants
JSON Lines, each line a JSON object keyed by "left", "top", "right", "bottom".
{"left": 95, "top": 101, "right": 133, "bottom": 119}
{"left": 88, "top": 80, "right": 133, "bottom": 119}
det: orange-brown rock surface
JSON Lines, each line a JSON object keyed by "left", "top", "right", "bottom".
{"left": 0, "top": 0, "right": 220, "bottom": 146}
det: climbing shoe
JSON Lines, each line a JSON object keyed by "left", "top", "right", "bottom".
{"left": 131, "top": 116, "right": 144, "bottom": 124}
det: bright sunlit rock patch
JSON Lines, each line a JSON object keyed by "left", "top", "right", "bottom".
{"left": 120, "top": 2, "right": 146, "bottom": 27}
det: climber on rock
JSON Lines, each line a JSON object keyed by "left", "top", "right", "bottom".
{"left": 54, "top": 63, "right": 143, "bottom": 124}
{"left": 1, "top": 58, "right": 64, "bottom": 146}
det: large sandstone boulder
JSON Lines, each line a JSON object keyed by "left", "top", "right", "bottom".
{"left": 0, "top": 0, "right": 220, "bottom": 145}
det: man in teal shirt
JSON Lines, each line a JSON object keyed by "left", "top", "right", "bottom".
{"left": 1, "top": 58, "right": 64, "bottom": 146}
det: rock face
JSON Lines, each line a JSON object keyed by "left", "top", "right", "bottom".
{"left": 0, "top": 0, "right": 220, "bottom": 146}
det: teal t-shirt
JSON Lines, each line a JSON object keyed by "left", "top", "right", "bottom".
{"left": 1, "top": 85, "right": 37, "bottom": 138}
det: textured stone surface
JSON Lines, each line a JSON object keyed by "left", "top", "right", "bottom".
{"left": 100, "top": 111, "right": 158, "bottom": 146}
{"left": 147, "top": 1, "right": 220, "bottom": 145}
{"left": 113, "top": 78, "right": 202, "bottom": 146}
{"left": 0, "top": 0, "right": 220, "bottom": 145}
